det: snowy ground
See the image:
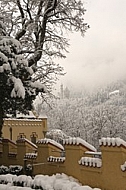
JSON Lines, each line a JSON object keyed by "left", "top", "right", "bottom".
{"left": 0, "top": 173, "right": 101, "bottom": 190}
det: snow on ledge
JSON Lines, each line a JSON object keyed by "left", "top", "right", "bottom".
{"left": 47, "top": 156, "right": 65, "bottom": 163}
{"left": 78, "top": 157, "right": 102, "bottom": 168}
{"left": 36, "top": 138, "right": 64, "bottom": 150}
{"left": 24, "top": 153, "right": 37, "bottom": 159}
{"left": 99, "top": 137, "right": 126, "bottom": 147}
{"left": 16, "top": 138, "right": 37, "bottom": 149}
{"left": 121, "top": 161, "right": 126, "bottom": 171}
{"left": 63, "top": 137, "right": 96, "bottom": 152}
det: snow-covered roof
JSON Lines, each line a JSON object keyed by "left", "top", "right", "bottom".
{"left": 47, "top": 156, "right": 65, "bottom": 163}
{"left": 4, "top": 118, "right": 42, "bottom": 121}
{"left": 99, "top": 137, "right": 126, "bottom": 147}
{"left": 16, "top": 138, "right": 37, "bottom": 149}
{"left": 16, "top": 111, "right": 36, "bottom": 118}
{"left": 78, "top": 157, "right": 102, "bottom": 168}
{"left": 36, "top": 138, "right": 64, "bottom": 150}
{"left": 4, "top": 111, "right": 47, "bottom": 120}
{"left": 5, "top": 111, "right": 36, "bottom": 119}
{"left": 63, "top": 137, "right": 96, "bottom": 152}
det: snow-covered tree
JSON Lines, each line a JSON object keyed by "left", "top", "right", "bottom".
{"left": 0, "top": 21, "right": 46, "bottom": 137}
{"left": 0, "top": 0, "right": 88, "bottom": 96}
{"left": 46, "top": 129, "right": 70, "bottom": 144}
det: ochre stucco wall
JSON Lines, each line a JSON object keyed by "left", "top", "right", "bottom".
{"left": 2, "top": 118, "right": 47, "bottom": 142}
{"left": 0, "top": 138, "right": 126, "bottom": 190}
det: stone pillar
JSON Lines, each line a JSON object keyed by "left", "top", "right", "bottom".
{"left": 16, "top": 139, "right": 27, "bottom": 166}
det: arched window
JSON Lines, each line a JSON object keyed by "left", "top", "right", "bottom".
{"left": 9, "top": 127, "right": 12, "bottom": 140}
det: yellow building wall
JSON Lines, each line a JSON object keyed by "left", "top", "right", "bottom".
{"left": 2, "top": 118, "right": 47, "bottom": 142}
{"left": 100, "top": 145, "right": 126, "bottom": 190}
{"left": 33, "top": 143, "right": 63, "bottom": 175}
{"left": 0, "top": 137, "right": 126, "bottom": 190}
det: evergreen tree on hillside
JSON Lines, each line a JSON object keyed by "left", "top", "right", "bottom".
{"left": 0, "top": 21, "right": 46, "bottom": 137}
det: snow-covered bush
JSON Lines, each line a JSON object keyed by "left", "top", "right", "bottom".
{"left": 0, "top": 165, "right": 9, "bottom": 175}
{"left": 25, "top": 164, "right": 33, "bottom": 176}
{"left": 9, "top": 165, "right": 23, "bottom": 176}
{"left": 0, "top": 173, "right": 101, "bottom": 190}
{"left": 0, "top": 165, "right": 23, "bottom": 176}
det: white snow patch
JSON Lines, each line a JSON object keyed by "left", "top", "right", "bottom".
{"left": 79, "top": 157, "right": 102, "bottom": 168}
{"left": 3, "top": 63, "right": 11, "bottom": 71}
{"left": 26, "top": 67, "right": 33, "bottom": 75}
{"left": 30, "top": 81, "right": 46, "bottom": 91}
{"left": 36, "top": 138, "right": 64, "bottom": 150}
{"left": 16, "top": 55, "right": 28, "bottom": 67}
{"left": 0, "top": 173, "right": 101, "bottom": 190}
{"left": 47, "top": 156, "right": 65, "bottom": 163}
{"left": 109, "top": 90, "right": 119, "bottom": 97}
{"left": 10, "top": 76, "right": 25, "bottom": 99}
{"left": 63, "top": 137, "right": 96, "bottom": 152}
{"left": 121, "top": 161, "right": 126, "bottom": 171}
{"left": 24, "top": 153, "right": 37, "bottom": 159}
{"left": 99, "top": 137, "right": 126, "bottom": 147}
{"left": 0, "top": 52, "right": 8, "bottom": 63}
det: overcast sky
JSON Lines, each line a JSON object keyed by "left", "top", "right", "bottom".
{"left": 57, "top": 0, "right": 126, "bottom": 91}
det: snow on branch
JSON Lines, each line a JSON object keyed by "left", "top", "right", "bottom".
{"left": 30, "top": 81, "right": 46, "bottom": 92}
{"left": 10, "top": 76, "right": 25, "bottom": 99}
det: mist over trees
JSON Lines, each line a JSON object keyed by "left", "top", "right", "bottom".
{"left": 35, "top": 80, "right": 126, "bottom": 149}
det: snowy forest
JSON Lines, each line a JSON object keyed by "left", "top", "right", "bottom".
{"left": 35, "top": 79, "right": 126, "bottom": 149}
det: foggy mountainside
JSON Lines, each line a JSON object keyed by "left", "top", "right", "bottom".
{"left": 35, "top": 79, "right": 126, "bottom": 149}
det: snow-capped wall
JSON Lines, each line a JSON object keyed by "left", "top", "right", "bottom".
{"left": 47, "top": 156, "right": 65, "bottom": 163}
{"left": 24, "top": 153, "right": 37, "bottom": 159}
{"left": 78, "top": 157, "right": 102, "bottom": 168}
{"left": 99, "top": 137, "right": 126, "bottom": 147}
{"left": 36, "top": 138, "right": 64, "bottom": 150}
{"left": 16, "top": 138, "right": 37, "bottom": 149}
{"left": 63, "top": 137, "right": 96, "bottom": 152}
